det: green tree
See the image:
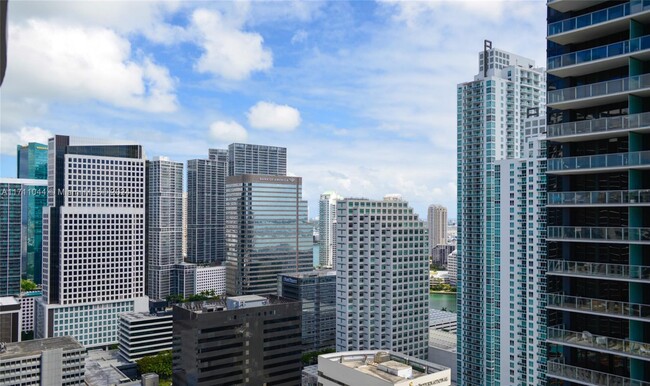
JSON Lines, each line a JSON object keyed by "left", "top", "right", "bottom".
{"left": 20, "top": 279, "right": 38, "bottom": 292}
{"left": 136, "top": 351, "right": 172, "bottom": 379}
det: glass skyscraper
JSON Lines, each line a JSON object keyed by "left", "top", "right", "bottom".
{"left": 546, "top": 1, "right": 650, "bottom": 383}
{"left": 17, "top": 142, "right": 48, "bottom": 180}
{"left": 457, "top": 43, "right": 545, "bottom": 385}
{"left": 225, "top": 175, "right": 312, "bottom": 296}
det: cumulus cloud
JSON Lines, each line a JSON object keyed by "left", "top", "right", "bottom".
{"left": 4, "top": 19, "right": 177, "bottom": 113}
{"left": 247, "top": 101, "right": 301, "bottom": 132}
{"left": 1, "top": 127, "right": 53, "bottom": 155}
{"left": 208, "top": 120, "right": 248, "bottom": 142}
{"left": 192, "top": 9, "right": 272, "bottom": 81}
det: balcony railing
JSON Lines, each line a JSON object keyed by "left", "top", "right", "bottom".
{"left": 548, "top": 260, "right": 650, "bottom": 281}
{"left": 547, "top": 151, "right": 650, "bottom": 172}
{"left": 547, "top": 358, "right": 650, "bottom": 385}
{"left": 548, "top": 326, "right": 650, "bottom": 359}
{"left": 548, "top": 35, "right": 650, "bottom": 70}
{"left": 547, "top": 226, "right": 650, "bottom": 243}
{"left": 547, "top": 293, "right": 650, "bottom": 320}
{"left": 548, "top": 0, "right": 650, "bottom": 37}
{"left": 547, "top": 112, "right": 650, "bottom": 138}
{"left": 548, "top": 190, "right": 650, "bottom": 206}
{"left": 548, "top": 73, "right": 650, "bottom": 105}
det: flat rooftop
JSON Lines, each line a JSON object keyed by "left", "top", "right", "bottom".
{"left": 281, "top": 270, "right": 336, "bottom": 279}
{"left": 176, "top": 294, "right": 297, "bottom": 313}
{"left": 119, "top": 311, "right": 172, "bottom": 322}
{"left": 0, "top": 337, "right": 84, "bottom": 360}
{"left": 0, "top": 297, "right": 19, "bottom": 306}
{"left": 429, "top": 330, "right": 458, "bottom": 352}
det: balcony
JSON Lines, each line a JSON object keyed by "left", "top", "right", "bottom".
{"left": 547, "top": 226, "right": 650, "bottom": 244}
{"left": 548, "top": 190, "right": 650, "bottom": 206}
{"left": 547, "top": 293, "right": 650, "bottom": 321}
{"left": 548, "top": 326, "right": 650, "bottom": 360}
{"left": 547, "top": 151, "right": 650, "bottom": 174}
{"left": 548, "top": 260, "right": 650, "bottom": 282}
{"left": 547, "top": 112, "right": 650, "bottom": 140}
{"left": 548, "top": 35, "right": 650, "bottom": 77}
{"left": 547, "top": 358, "right": 650, "bottom": 386}
{"left": 548, "top": 1, "right": 650, "bottom": 44}
{"left": 547, "top": 74, "right": 650, "bottom": 110}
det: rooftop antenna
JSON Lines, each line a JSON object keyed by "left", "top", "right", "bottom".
{"left": 484, "top": 40, "right": 492, "bottom": 77}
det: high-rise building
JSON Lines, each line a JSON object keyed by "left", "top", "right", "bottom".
{"left": 186, "top": 156, "right": 226, "bottom": 264}
{"left": 0, "top": 178, "right": 47, "bottom": 294}
{"left": 0, "top": 297, "right": 21, "bottom": 342}
{"left": 428, "top": 204, "right": 448, "bottom": 248}
{"left": 456, "top": 43, "right": 545, "bottom": 385}
{"left": 182, "top": 192, "right": 187, "bottom": 259}
{"left": 16, "top": 142, "right": 48, "bottom": 180}
{"left": 318, "top": 191, "right": 342, "bottom": 268}
{"left": 35, "top": 135, "right": 149, "bottom": 348}
{"left": 447, "top": 250, "right": 457, "bottom": 287}
{"left": 118, "top": 311, "right": 173, "bottom": 362}
{"left": 145, "top": 156, "right": 183, "bottom": 300}
{"left": 335, "top": 195, "right": 429, "bottom": 359}
{"left": 195, "top": 264, "right": 226, "bottom": 295}
{"left": 225, "top": 174, "right": 312, "bottom": 296}
{"left": 172, "top": 295, "right": 302, "bottom": 386}
{"left": 495, "top": 117, "right": 547, "bottom": 385}
{"left": 278, "top": 270, "right": 336, "bottom": 352}
{"left": 227, "top": 143, "right": 287, "bottom": 176}
{"left": 171, "top": 262, "right": 196, "bottom": 299}
{"left": 0, "top": 336, "right": 86, "bottom": 385}
{"left": 546, "top": 2, "right": 650, "bottom": 384}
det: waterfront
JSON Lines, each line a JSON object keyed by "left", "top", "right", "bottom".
{"left": 429, "top": 292, "right": 456, "bottom": 313}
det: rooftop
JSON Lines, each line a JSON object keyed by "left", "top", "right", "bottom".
{"left": 0, "top": 297, "right": 19, "bottom": 307}
{"left": 176, "top": 294, "right": 296, "bottom": 313}
{"left": 119, "top": 311, "right": 172, "bottom": 322}
{"left": 429, "top": 330, "right": 458, "bottom": 353}
{"left": 85, "top": 349, "right": 137, "bottom": 386}
{"left": 281, "top": 270, "right": 336, "bottom": 279}
{"left": 0, "top": 337, "right": 84, "bottom": 360}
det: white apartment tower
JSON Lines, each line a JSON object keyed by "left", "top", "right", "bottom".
{"left": 457, "top": 42, "right": 545, "bottom": 386}
{"left": 335, "top": 195, "right": 429, "bottom": 359}
{"left": 318, "top": 191, "right": 342, "bottom": 268}
{"left": 495, "top": 117, "right": 547, "bottom": 385}
{"left": 427, "top": 204, "right": 448, "bottom": 248}
{"left": 145, "top": 157, "right": 183, "bottom": 300}
{"left": 35, "top": 135, "right": 149, "bottom": 348}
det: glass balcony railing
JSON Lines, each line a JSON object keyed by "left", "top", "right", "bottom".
{"left": 548, "top": 326, "right": 650, "bottom": 359}
{"left": 548, "top": 0, "right": 650, "bottom": 37}
{"left": 548, "top": 35, "right": 650, "bottom": 70}
{"left": 548, "top": 260, "right": 650, "bottom": 281}
{"left": 548, "top": 190, "right": 650, "bottom": 206}
{"left": 547, "top": 151, "right": 650, "bottom": 172}
{"left": 547, "top": 358, "right": 650, "bottom": 386}
{"left": 548, "top": 73, "right": 650, "bottom": 105}
{"left": 547, "top": 293, "right": 650, "bottom": 320}
{"left": 547, "top": 112, "right": 650, "bottom": 138}
{"left": 547, "top": 226, "right": 650, "bottom": 243}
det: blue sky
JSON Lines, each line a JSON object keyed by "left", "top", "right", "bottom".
{"left": 0, "top": 0, "right": 546, "bottom": 218}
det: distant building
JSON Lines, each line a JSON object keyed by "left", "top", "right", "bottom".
{"left": 336, "top": 195, "right": 429, "bottom": 359}
{"left": 226, "top": 175, "right": 312, "bottom": 296}
{"left": 36, "top": 135, "right": 149, "bottom": 348}
{"left": 317, "top": 350, "right": 451, "bottom": 386}
{"left": 0, "top": 178, "right": 47, "bottom": 293}
{"left": 277, "top": 270, "right": 336, "bottom": 352}
{"left": 0, "top": 336, "right": 86, "bottom": 385}
{"left": 118, "top": 312, "right": 173, "bottom": 362}
{"left": 429, "top": 309, "right": 457, "bottom": 333}
{"left": 0, "top": 297, "right": 21, "bottom": 342}
{"left": 172, "top": 295, "right": 302, "bottom": 386}
{"left": 446, "top": 250, "right": 457, "bottom": 287}
{"left": 427, "top": 204, "right": 447, "bottom": 248}
{"left": 318, "top": 191, "right": 342, "bottom": 268}
{"left": 16, "top": 142, "right": 48, "bottom": 180}
{"left": 171, "top": 262, "right": 196, "bottom": 299}
{"left": 428, "top": 330, "right": 458, "bottom": 384}
{"left": 227, "top": 143, "right": 287, "bottom": 177}
{"left": 18, "top": 291, "right": 40, "bottom": 333}
{"left": 195, "top": 265, "right": 226, "bottom": 295}
{"left": 146, "top": 157, "right": 183, "bottom": 300}
{"left": 431, "top": 244, "right": 455, "bottom": 267}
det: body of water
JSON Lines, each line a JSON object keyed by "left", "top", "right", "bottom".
{"left": 429, "top": 292, "right": 457, "bottom": 313}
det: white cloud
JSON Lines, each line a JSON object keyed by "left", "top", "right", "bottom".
{"left": 291, "top": 29, "right": 309, "bottom": 44}
{"left": 4, "top": 19, "right": 177, "bottom": 113}
{"left": 208, "top": 120, "right": 248, "bottom": 142}
{"left": 192, "top": 9, "right": 273, "bottom": 81}
{"left": 247, "top": 101, "right": 301, "bottom": 132}
{"left": 0, "top": 127, "right": 53, "bottom": 155}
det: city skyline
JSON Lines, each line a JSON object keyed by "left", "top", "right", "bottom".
{"left": 0, "top": 1, "right": 547, "bottom": 219}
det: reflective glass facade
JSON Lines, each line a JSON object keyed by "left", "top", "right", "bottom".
{"left": 17, "top": 142, "right": 48, "bottom": 180}
{"left": 546, "top": 1, "right": 650, "bottom": 384}
{"left": 225, "top": 175, "right": 312, "bottom": 296}
{"left": 278, "top": 270, "right": 336, "bottom": 352}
